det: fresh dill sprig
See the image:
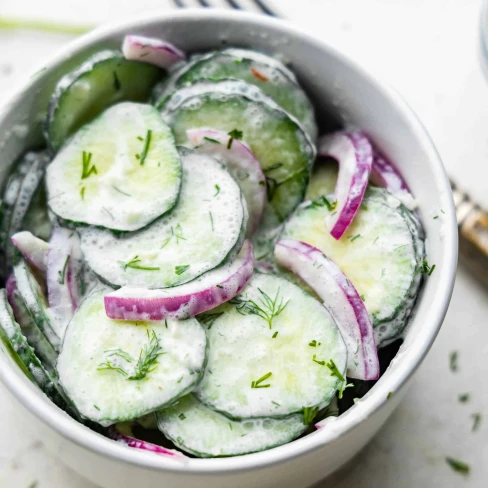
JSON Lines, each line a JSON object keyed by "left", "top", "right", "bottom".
{"left": 105, "top": 348, "right": 133, "bottom": 363}
{"left": 251, "top": 371, "right": 272, "bottom": 389}
{"left": 310, "top": 195, "right": 337, "bottom": 211}
{"left": 227, "top": 129, "right": 243, "bottom": 149}
{"left": 417, "top": 258, "right": 436, "bottom": 276}
{"left": 229, "top": 296, "right": 250, "bottom": 315}
{"left": 97, "top": 360, "right": 128, "bottom": 377}
{"left": 58, "top": 256, "right": 69, "bottom": 285}
{"left": 175, "top": 264, "right": 190, "bottom": 275}
{"left": 445, "top": 457, "right": 470, "bottom": 475}
{"left": 127, "top": 330, "right": 164, "bottom": 381}
{"left": 119, "top": 255, "right": 160, "bottom": 272}
{"left": 246, "top": 287, "right": 290, "bottom": 329}
{"left": 136, "top": 130, "right": 153, "bottom": 166}
{"left": 326, "top": 359, "right": 345, "bottom": 382}
{"left": 172, "top": 224, "right": 186, "bottom": 244}
{"left": 302, "top": 406, "right": 319, "bottom": 425}
{"left": 198, "top": 312, "right": 224, "bottom": 329}
{"left": 81, "top": 151, "right": 97, "bottom": 179}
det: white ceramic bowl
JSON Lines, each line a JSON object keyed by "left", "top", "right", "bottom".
{"left": 0, "top": 9, "right": 457, "bottom": 488}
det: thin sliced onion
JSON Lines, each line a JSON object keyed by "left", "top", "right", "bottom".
{"left": 122, "top": 35, "right": 186, "bottom": 69}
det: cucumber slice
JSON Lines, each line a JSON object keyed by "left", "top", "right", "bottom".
{"left": 0, "top": 289, "right": 68, "bottom": 409}
{"left": 6, "top": 276, "right": 57, "bottom": 370}
{"left": 80, "top": 149, "right": 247, "bottom": 289}
{"left": 0, "top": 151, "right": 49, "bottom": 278}
{"left": 57, "top": 289, "right": 207, "bottom": 426}
{"left": 13, "top": 260, "right": 60, "bottom": 351}
{"left": 156, "top": 49, "right": 317, "bottom": 141}
{"left": 161, "top": 80, "right": 315, "bottom": 223}
{"left": 46, "top": 102, "right": 181, "bottom": 232}
{"left": 45, "top": 50, "right": 163, "bottom": 151}
{"left": 195, "top": 273, "right": 347, "bottom": 420}
{"left": 157, "top": 394, "right": 306, "bottom": 458}
{"left": 305, "top": 161, "right": 338, "bottom": 201}
{"left": 281, "top": 187, "right": 424, "bottom": 346}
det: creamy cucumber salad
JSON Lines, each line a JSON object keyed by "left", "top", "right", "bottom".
{"left": 0, "top": 34, "right": 432, "bottom": 459}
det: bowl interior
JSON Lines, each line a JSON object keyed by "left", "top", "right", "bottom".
{"left": 0, "top": 9, "right": 457, "bottom": 473}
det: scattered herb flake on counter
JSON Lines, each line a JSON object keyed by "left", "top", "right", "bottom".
{"left": 471, "top": 413, "right": 482, "bottom": 432}
{"left": 445, "top": 457, "right": 470, "bottom": 475}
{"left": 450, "top": 351, "right": 458, "bottom": 372}
{"left": 458, "top": 393, "right": 470, "bottom": 403}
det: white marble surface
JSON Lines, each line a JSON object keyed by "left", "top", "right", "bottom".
{"left": 0, "top": 0, "right": 487, "bottom": 486}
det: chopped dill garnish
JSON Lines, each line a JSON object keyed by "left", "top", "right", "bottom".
{"left": 272, "top": 401, "right": 280, "bottom": 407}
{"left": 112, "top": 185, "right": 131, "bottom": 197}
{"left": 113, "top": 71, "right": 121, "bottom": 91}
{"left": 81, "top": 151, "right": 97, "bottom": 179}
{"left": 251, "top": 371, "right": 272, "bottom": 389}
{"left": 214, "top": 184, "right": 221, "bottom": 196}
{"left": 198, "top": 312, "right": 224, "bottom": 329}
{"left": 179, "top": 413, "right": 186, "bottom": 421}
{"left": 450, "top": 351, "right": 458, "bottom": 372}
{"left": 128, "top": 330, "right": 164, "bottom": 381}
{"left": 227, "top": 129, "right": 243, "bottom": 149}
{"left": 209, "top": 211, "right": 214, "bottom": 231}
{"left": 119, "top": 255, "right": 160, "bottom": 272}
{"left": 387, "top": 392, "right": 392, "bottom": 399}
{"left": 80, "top": 186, "right": 86, "bottom": 200}
{"left": 458, "top": 393, "right": 470, "bottom": 403}
{"left": 264, "top": 163, "right": 283, "bottom": 173}
{"left": 102, "top": 207, "right": 114, "bottom": 220}
{"left": 325, "top": 359, "right": 345, "bottom": 382}
{"left": 471, "top": 413, "right": 482, "bottom": 432}
{"left": 312, "top": 354, "right": 326, "bottom": 366}
{"left": 302, "top": 406, "right": 319, "bottom": 425}
{"left": 310, "top": 195, "right": 337, "bottom": 211}
{"left": 360, "top": 294, "right": 365, "bottom": 302}
{"left": 58, "top": 256, "right": 69, "bottom": 285}
{"left": 433, "top": 215, "right": 439, "bottom": 220}
{"left": 245, "top": 288, "right": 289, "bottom": 329}
{"left": 93, "top": 404, "right": 100, "bottom": 411}
{"left": 445, "top": 457, "right": 470, "bottom": 475}
{"left": 136, "top": 130, "right": 152, "bottom": 166}
{"left": 204, "top": 136, "right": 221, "bottom": 144}
{"left": 175, "top": 264, "right": 190, "bottom": 275}
{"left": 229, "top": 296, "right": 249, "bottom": 315}
{"left": 309, "top": 340, "right": 321, "bottom": 347}
{"left": 272, "top": 331, "right": 278, "bottom": 339}
{"left": 350, "top": 234, "right": 361, "bottom": 242}
{"left": 373, "top": 236, "right": 379, "bottom": 244}
{"left": 417, "top": 258, "right": 436, "bottom": 276}
{"left": 97, "top": 330, "right": 164, "bottom": 382}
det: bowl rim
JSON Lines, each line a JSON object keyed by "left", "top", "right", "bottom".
{"left": 0, "top": 8, "right": 458, "bottom": 475}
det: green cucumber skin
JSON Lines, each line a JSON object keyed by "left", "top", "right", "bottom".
{"left": 159, "top": 50, "right": 318, "bottom": 141}
{"left": 13, "top": 261, "right": 60, "bottom": 351}
{"left": 157, "top": 394, "right": 307, "bottom": 458}
{"left": 0, "top": 289, "right": 71, "bottom": 411}
{"left": 44, "top": 50, "right": 164, "bottom": 152}
{"left": 163, "top": 87, "right": 315, "bottom": 224}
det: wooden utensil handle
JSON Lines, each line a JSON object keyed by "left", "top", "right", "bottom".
{"left": 451, "top": 181, "right": 488, "bottom": 287}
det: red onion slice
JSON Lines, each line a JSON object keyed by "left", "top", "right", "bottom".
{"left": 318, "top": 131, "right": 373, "bottom": 240}
{"left": 11, "top": 231, "right": 49, "bottom": 273}
{"left": 275, "top": 238, "right": 379, "bottom": 380}
{"left": 187, "top": 128, "right": 266, "bottom": 235}
{"left": 370, "top": 152, "right": 416, "bottom": 209}
{"left": 47, "top": 228, "right": 81, "bottom": 338}
{"left": 109, "top": 423, "right": 186, "bottom": 460}
{"left": 105, "top": 240, "right": 254, "bottom": 321}
{"left": 122, "top": 35, "right": 186, "bottom": 69}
